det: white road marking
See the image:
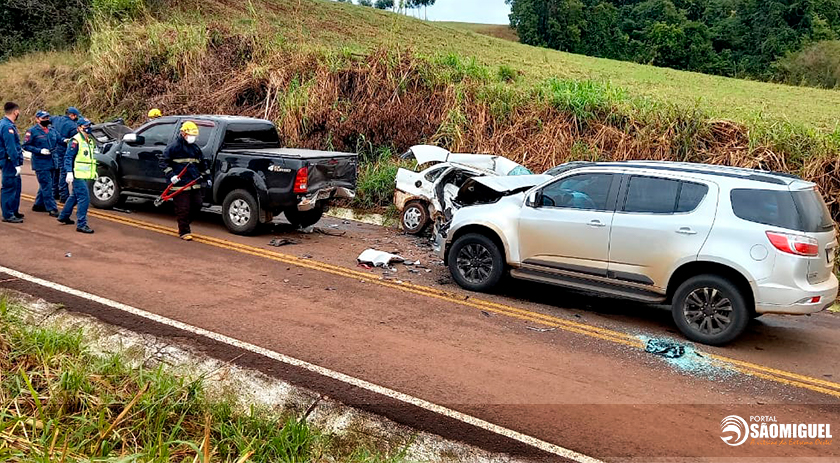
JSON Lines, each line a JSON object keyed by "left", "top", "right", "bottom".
{"left": 0, "top": 264, "right": 602, "bottom": 463}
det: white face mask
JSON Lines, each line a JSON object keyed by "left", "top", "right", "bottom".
{"left": 185, "top": 135, "right": 197, "bottom": 144}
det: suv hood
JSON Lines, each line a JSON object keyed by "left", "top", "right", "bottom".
{"left": 457, "top": 174, "right": 552, "bottom": 206}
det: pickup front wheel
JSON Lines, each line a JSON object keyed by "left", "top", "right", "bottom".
{"left": 90, "top": 169, "right": 124, "bottom": 209}
{"left": 285, "top": 206, "right": 324, "bottom": 229}
{"left": 222, "top": 189, "right": 260, "bottom": 235}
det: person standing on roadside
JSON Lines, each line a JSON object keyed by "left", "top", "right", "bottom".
{"left": 23, "top": 111, "right": 59, "bottom": 217}
{"left": 57, "top": 118, "right": 96, "bottom": 234}
{"left": 159, "top": 121, "right": 210, "bottom": 241}
{"left": 50, "top": 107, "right": 82, "bottom": 202}
{"left": 0, "top": 102, "right": 24, "bottom": 224}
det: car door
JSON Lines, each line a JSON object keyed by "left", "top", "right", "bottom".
{"left": 608, "top": 175, "right": 717, "bottom": 291}
{"left": 118, "top": 121, "right": 178, "bottom": 192}
{"left": 518, "top": 172, "right": 620, "bottom": 277}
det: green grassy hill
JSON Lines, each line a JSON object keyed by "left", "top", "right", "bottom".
{"left": 0, "top": 0, "right": 838, "bottom": 215}
{"left": 438, "top": 22, "right": 519, "bottom": 43}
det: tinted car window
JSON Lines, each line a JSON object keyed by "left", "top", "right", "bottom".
{"left": 792, "top": 188, "right": 834, "bottom": 232}
{"left": 194, "top": 121, "right": 216, "bottom": 148}
{"left": 731, "top": 189, "right": 800, "bottom": 230}
{"left": 540, "top": 174, "right": 614, "bottom": 210}
{"left": 223, "top": 123, "right": 281, "bottom": 148}
{"left": 138, "top": 123, "right": 176, "bottom": 146}
{"left": 624, "top": 176, "right": 679, "bottom": 213}
{"left": 676, "top": 182, "right": 709, "bottom": 213}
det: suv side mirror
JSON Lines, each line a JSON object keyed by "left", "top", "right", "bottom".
{"left": 123, "top": 133, "right": 143, "bottom": 145}
{"left": 526, "top": 190, "right": 541, "bottom": 208}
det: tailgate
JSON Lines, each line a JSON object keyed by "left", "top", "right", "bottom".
{"left": 306, "top": 154, "right": 358, "bottom": 191}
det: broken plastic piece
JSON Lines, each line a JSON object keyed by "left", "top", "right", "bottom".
{"left": 357, "top": 249, "right": 406, "bottom": 267}
{"left": 645, "top": 339, "right": 686, "bottom": 359}
{"left": 268, "top": 238, "right": 299, "bottom": 247}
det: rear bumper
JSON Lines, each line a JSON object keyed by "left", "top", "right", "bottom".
{"left": 754, "top": 273, "right": 838, "bottom": 315}
{"left": 297, "top": 187, "right": 354, "bottom": 211}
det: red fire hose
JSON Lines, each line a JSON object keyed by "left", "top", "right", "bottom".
{"left": 154, "top": 165, "right": 201, "bottom": 207}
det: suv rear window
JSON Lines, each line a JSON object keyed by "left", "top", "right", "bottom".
{"left": 731, "top": 188, "right": 834, "bottom": 232}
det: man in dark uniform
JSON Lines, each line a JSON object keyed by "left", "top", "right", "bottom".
{"left": 50, "top": 107, "right": 82, "bottom": 202}
{"left": 159, "top": 121, "right": 211, "bottom": 241}
{"left": 23, "top": 110, "right": 59, "bottom": 216}
{"left": 0, "top": 102, "right": 24, "bottom": 224}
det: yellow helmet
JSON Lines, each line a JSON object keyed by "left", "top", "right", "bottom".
{"left": 180, "top": 121, "right": 199, "bottom": 136}
{"left": 148, "top": 108, "right": 162, "bottom": 119}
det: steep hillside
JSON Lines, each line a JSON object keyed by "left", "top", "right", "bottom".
{"left": 0, "top": 0, "right": 838, "bottom": 216}
{"left": 439, "top": 22, "right": 519, "bottom": 43}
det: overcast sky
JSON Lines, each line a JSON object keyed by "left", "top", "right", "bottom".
{"left": 424, "top": 0, "right": 512, "bottom": 25}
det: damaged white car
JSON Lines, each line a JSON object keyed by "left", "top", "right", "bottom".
{"left": 394, "top": 145, "right": 533, "bottom": 234}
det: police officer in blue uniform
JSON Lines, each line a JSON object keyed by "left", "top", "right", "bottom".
{"left": 0, "top": 102, "right": 24, "bottom": 224}
{"left": 50, "top": 107, "right": 82, "bottom": 202}
{"left": 23, "top": 110, "right": 59, "bottom": 216}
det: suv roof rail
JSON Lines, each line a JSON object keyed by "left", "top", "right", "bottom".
{"left": 549, "top": 160, "right": 798, "bottom": 185}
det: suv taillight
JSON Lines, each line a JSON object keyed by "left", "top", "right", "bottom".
{"left": 293, "top": 167, "right": 308, "bottom": 194}
{"left": 766, "top": 231, "right": 819, "bottom": 257}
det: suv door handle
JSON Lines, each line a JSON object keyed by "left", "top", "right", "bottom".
{"left": 676, "top": 227, "right": 697, "bottom": 235}
{"left": 588, "top": 220, "right": 606, "bottom": 228}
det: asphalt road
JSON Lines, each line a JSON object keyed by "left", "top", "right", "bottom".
{"left": 2, "top": 167, "right": 839, "bottom": 461}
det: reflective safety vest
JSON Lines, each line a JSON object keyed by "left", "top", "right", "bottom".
{"left": 71, "top": 133, "right": 97, "bottom": 180}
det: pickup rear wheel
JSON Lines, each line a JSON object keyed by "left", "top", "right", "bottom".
{"left": 284, "top": 206, "right": 324, "bottom": 229}
{"left": 90, "top": 169, "right": 124, "bottom": 209}
{"left": 222, "top": 189, "right": 260, "bottom": 235}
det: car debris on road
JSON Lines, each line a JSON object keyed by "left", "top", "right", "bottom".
{"left": 357, "top": 249, "right": 406, "bottom": 267}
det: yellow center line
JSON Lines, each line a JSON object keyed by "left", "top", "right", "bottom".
{"left": 23, "top": 194, "right": 840, "bottom": 398}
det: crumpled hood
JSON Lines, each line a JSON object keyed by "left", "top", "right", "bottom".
{"left": 404, "top": 145, "right": 532, "bottom": 176}
{"left": 456, "top": 174, "right": 552, "bottom": 207}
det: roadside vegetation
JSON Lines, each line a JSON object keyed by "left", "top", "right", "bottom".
{"left": 1, "top": 0, "right": 839, "bottom": 220}
{"left": 0, "top": 297, "right": 408, "bottom": 462}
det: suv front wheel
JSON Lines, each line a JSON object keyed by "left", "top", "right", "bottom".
{"left": 671, "top": 275, "right": 749, "bottom": 346}
{"left": 448, "top": 233, "right": 504, "bottom": 292}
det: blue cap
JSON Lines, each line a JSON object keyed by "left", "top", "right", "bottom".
{"left": 35, "top": 110, "right": 50, "bottom": 119}
{"left": 77, "top": 117, "right": 92, "bottom": 127}
{"left": 66, "top": 107, "right": 82, "bottom": 117}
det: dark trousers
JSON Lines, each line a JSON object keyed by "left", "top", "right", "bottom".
{"left": 1, "top": 161, "right": 22, "bottom": 220}
{"left": 34, "top": 169, "right": 57, "bottom": 212}
{"left": 51, "top": 168, "right": 60, "bottom": 199}
{"left": 173, "top": 189, "right": 203, "bottom": 236}
{"left": 58, "top": 165, "right": 70, "bottom": 201}
{"left": 59, "top": 179, "right": 91, "bottom": 228}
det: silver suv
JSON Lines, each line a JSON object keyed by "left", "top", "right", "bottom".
{"left": 440, "top": 161, "right": 838, "bottom": 345}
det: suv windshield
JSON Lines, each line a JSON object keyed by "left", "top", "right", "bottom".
{"left": 731, "top": 188, "right": 834, "bottom": 233}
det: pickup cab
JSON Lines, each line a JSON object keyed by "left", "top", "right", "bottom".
{"left": 91, "top": 116, "right": 357, "bottom": 235}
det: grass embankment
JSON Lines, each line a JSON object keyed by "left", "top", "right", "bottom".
{"left": 0, "top": 298, "right": 406, "bottom": 462}
{"left": 437, "top": 23, "right": 519, "bottom": 43}
{"left": 0, "top": 0, "right": 839, "bottom": 217}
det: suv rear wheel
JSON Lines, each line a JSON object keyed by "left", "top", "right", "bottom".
{"left": 448, "top": 233, "right": 504, "bottom": 292}
{"left": 671, "top": 275, "right": 749, "bottom": 346}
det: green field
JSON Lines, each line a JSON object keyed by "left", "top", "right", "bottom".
{"left": 2, "top": 0, "right": 839, "bottom": 129}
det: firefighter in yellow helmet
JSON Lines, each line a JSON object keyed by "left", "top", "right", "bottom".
{"left": 147, "top": 108, "right": 162, "bottom": 120}
{"left": 158, "top": 121, "right": 211, "bottom": 240}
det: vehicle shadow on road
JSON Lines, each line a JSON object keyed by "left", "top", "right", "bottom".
{"left": 495, "top": 279, "right": 823, "bottom": 352}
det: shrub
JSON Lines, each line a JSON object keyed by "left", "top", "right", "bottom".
{"left": 773, "top": 40, "right": 840, "bottom": 89}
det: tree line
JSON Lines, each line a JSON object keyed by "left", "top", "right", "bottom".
{"left": 506, "top": 0, "right": 840, "bottom": 86}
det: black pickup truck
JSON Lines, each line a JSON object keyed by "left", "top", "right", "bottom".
{"left": 91, "top": 116, "right": 357, "bottom": 235}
